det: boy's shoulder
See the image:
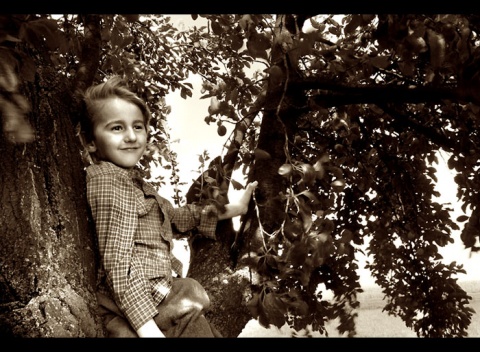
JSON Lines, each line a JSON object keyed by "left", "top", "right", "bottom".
{"left": 86, "top": 161, "right": 132, "bottom": 181}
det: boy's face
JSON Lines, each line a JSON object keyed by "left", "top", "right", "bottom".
{"left": 87, "top": 97, "right": 148, "bottom": 169}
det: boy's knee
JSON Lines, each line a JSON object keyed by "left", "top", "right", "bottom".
{"left": 173, "top": 277, "right": 210, "bottom": 309}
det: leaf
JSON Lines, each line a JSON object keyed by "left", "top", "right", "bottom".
{"left": 203, "top": 176, "right": 216, "bottom": 184}
{"left": 298, "top": 190, "right": 318, "bottom": 203}
{"left": 340, "top": 229, "right": 353, "bottom": 243}
{"left": 211, "top": 21, "right": 224, "bottom": 35}
{"left": 217, "top": 125, "right": 227, "bottom": 136}
{"left": 180, "top": 87, "right": 192, "bottom": 99}
{"left": 301, "top": 213, "right": 313, "bottom": 233}
{"left": 263, "top": 292, "right": 286, "bottom": 328}
{"left": 122, "top": 15, "right": 139, "bottom": 22}
{"left": 250, "top": 31, "right": 271, "bottom": 51}
{"left": 246, "top": 292, "right": 260, "bottom": 319}
{"left": 230, "top": 179, "right": 244, "bottom": 190}
{"left": 254, "top": 148, "right": 271, "bottom": 161}
{"left": 209, "top": 97, "right": 220, "bottom": 114}
{"left": 231, "top": 33, "right": 244, "bottom": 51}
{"left": 1, "top": 33, "right": 21, "bottom": 43}
{"left": 313, "top": 159, "right": 325, "bottom": 178}
{"left": 370, "top": 55, "right": 390, "bottom": 69}
{"left": 269, "top": 65, "right": 283, "bottom": 87}
{"left": 286, "top": 242, "right": 309, "bottom": 267}
{"left": 26, "top": 18, "right": 63, "bottom": 51}
{"left": 278, "top": 163, "right": 292, "bottom": 176}
{"left": 309, "top": 17, "right": 325, "bottom": 31}
{"left": 1, "top": 100, "right": 35, "bottom": 143}
{"left": 300, "top": 163, "right": 316, "bottom": 185}
{"left": 427, "top": 29, "right": 445, "bottom": 68}
{"left": 398, "top": 61, "right": 415, "bottom": 77}
{"left": 331, "top": 179, "right": 345, "bottom": 191}
{"left": 456, "top": 215, "right": 469, "bottom": 222}
{"left": 344, "top": 15, "right": 362, "bottom": 34}
{"left": 246, "top": 32, "right": 270, "bottom": 60}
{"left": 0, "top": 59, "right": 18, "bottom": 92}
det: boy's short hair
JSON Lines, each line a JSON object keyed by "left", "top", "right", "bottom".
{"left": 80, "top": 75, "right": 151, "bottom": 143}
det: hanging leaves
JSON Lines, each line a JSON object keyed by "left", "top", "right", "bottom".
{"left": 246, "top": 31, "right": 270, "bottom": 61}
{"left": 427, "top": 29, "right": 446, "bottom": 69}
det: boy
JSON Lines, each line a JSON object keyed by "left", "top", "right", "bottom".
{"left": 80, "top": 76, "right": 257, "bottom": 337}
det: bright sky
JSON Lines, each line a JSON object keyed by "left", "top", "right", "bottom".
{"left": 165, "top": 76, "right": 233, "bottom": 181}
{"left": 432, "top": 153, "right": 480, "bottom": 284}
{"left": 155, "top": 15, "right": 479, "bottom": 287}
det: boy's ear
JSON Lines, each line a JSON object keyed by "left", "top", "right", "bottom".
{"left": 86, "top": 141, "right": 97, "bottom": 153}
{"left": 77, "top": 127, "right": 96, "bottom": 152}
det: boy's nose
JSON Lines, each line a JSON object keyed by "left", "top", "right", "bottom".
{"left": 125, "top": 127, "right": 137, "bottom": 142}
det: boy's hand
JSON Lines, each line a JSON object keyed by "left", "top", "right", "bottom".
{"left": 136, "top": 319, "right": 165, "bottom": 337}
{"left": 217, "top": 180, "right": 258, "bottom": 220}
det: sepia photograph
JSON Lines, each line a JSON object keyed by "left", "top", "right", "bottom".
{"left": 0, "top": 13, "right": 479, "bottom": 338}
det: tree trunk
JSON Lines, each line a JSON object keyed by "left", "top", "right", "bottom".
{"left": 244, "top": 14, "right": 307, "bottom": 253}
{"left": 186, "top": 157, "right": 253, "bottom": 337}
{"left": 188, "top": 220, "right": 253, "bottom": 338}
{"left": 0, "top": 67, "right": 103, "bottom": 337}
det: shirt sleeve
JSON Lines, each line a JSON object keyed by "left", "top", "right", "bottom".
{"left": 163, "top": 200, "right": 219, "bottom": 240}
{"left": 86, "top": 173, "right": 158, "bottom": 331}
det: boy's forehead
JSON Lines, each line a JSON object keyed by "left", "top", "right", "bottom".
{"left": 93, "top": 98, "right": 143, "bottom": 120}
{"left": 94, "top": 97, "right": 122, "bottom": 110}
{"left": 91, "top": 98, "right": 111, "bottom": 115}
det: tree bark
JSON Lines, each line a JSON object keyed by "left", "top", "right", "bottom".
{"left": 0, "top": 66, "right": 103, "bottom": 337}
{"left": 246, "top": 14, "right": 308, "bottom": 245}
{"left": 188, "top": 221, "right": 253, "bottom": 338}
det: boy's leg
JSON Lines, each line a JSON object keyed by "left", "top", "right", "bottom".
{"left": 96, "top": 292, "right": 137, "bottom": 337}
{"left": 154, "top": 277, "right": 222, "bottom": 337}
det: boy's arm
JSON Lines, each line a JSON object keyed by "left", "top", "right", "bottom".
{"left": 218, "top": 181, "right": 258, "bottom": 220}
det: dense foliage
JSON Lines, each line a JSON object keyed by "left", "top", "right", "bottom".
{"left": 1, "top": 14, "right": 479, "bottom": 337}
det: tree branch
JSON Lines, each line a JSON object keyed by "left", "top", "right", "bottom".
{"left": 73, "top": 14, "right": 102, "bottom": 98}
{"left": 378, "top": 104, "right": 467, "bottom": 155}
{"left": 292, "top": 78, "right": 478, "bottom": 107}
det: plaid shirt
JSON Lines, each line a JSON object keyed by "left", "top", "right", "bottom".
{"left": 86, "top": 161, "right": 218, "bottom": 331}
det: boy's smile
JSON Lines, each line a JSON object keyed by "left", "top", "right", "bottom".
{"left": 87, "top": 97, "right": 148, "bottom": 169}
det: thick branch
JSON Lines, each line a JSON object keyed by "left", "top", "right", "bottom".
{"left": 293, "top": 78, "right": 478, "bottom": 107}
{"left": 379, "top": 104, "right": 466, "bottom": 155}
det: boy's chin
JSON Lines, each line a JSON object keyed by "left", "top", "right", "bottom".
{"left": 109, "top": 159, "right": 140, "bottom": 169}
{"left": 118, "top": 163, "right": 139, "bottom": 169}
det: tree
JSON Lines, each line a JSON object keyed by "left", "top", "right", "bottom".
{"left": 0, "top": 14, "right": 201, "bottom": 337}
{"left": 1, "top": 13, "right": 479, "bottom": 338}
{"left": 185, "top": 14, "right": 480, "bottom": 337}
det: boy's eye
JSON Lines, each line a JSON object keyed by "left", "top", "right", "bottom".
{"left": 134, "top": 124, "right": 145, "bottom": 130}
{"left": 111, "top": 126, "right": 123, "bottom": 131}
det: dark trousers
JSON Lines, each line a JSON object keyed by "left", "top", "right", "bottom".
{"left": 97, "top": 277, "right": 222, "bottom": 337}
